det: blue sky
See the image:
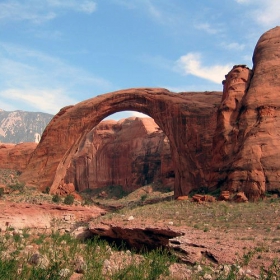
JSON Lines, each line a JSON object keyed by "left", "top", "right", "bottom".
{"left": 0, "top": 0, "right": 279, "bottom": 119}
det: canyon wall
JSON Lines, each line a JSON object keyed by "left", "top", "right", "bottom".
{"left": 64, "top": 117, "right": 174, "bottom": 192}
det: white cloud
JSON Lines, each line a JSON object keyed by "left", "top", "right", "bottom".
{"left": 0, "top": 88, "right": 76, "bottom": 114}
{"left": 0, "top": 0, "right": 96, "bottom": 24}
{"left": 175, "top": 52, "right": 231, "bottom": 84}
{"left": 221, "top": 42, "right": 245, "bottom": 51}
{"left": 195, "top": 23, "right": 220, "bottom": 35}
{"left": 46, "top": 0, "right": 97, "bottom": 14}
{"left": 113, "top": 0, "right": 181, "bottom": 25}
{"left": 235, "top": 0, "right": 280, "bottom": 26}
{"left": 0, "top": 42, "right": 112, "bottom": 113}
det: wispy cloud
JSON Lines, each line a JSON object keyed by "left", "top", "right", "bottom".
{"left": 194, "top": 22, "right": 221, "bottom": 35}
{"left": 0, "top": 42, "right": 112, "bottom": 114}
{"left": 113, "top": 0, "right": 181, "bottom": 25}
{"left": 0, "top": 0, "right": 97, "bottom": 24}
{"left": 221, "top": 42, "right": 245, "bottom": 51}
{"left": 235, "top": 0, "right": 280, "bottom": 26}
{"left": 0, "top": 88, "right": 76, "bottom": 114}
{"left": 175, "top": 52, "right": 231, "bottom": 84}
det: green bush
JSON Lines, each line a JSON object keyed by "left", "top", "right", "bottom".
{"left": 43, "top": 186, "right": 50, "bottom": 194}
{"left": 64, "top": 194, "right": 74, "bottom": 205}
{"left": 8, "top": 182, "right": 25, "bottom": 193}
{"left": 52, "top": 194, "right": 61, "bottom": 203}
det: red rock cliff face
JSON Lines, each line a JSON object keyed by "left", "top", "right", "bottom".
{"left": 210, "top": 26, "right": 280, "bottom": 200}
{"left": 64, "top": 118, "right": 174, "bottom": 192}
{"left": 0, "top": 143, "right": 37, "bottom": 172}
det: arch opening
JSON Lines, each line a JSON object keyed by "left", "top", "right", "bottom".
{"left": 63, "top": 110, "right": 175, "bottom": 198}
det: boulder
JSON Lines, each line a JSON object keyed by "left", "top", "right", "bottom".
{"left": 232, "top": 192, "right": 248, "bottom": 203}
{"left": 218, "top": 191, "right": 231, "bottom": 201}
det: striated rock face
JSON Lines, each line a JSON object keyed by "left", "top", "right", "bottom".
{"left": 20, "top": 89, "right": 220, "bottom": 197}
{"left": 64, "top": 117, "right": 173, "bottom": 192}
{"left": 210, "top": 26, "right": 280, "bottom": 200}
{"left": 0, "top": 143, "right": 37, "bottom": 172}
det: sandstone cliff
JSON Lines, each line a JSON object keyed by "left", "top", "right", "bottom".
{"left": 0, "top": 143, "right": 37, "bottom": 172}
{"left": 210, "top": 26, "right": 280, "bottom": 200}
{"left": 20, "top": 89, "right": 220, "bottom": 197}
{"left": 64, "top": 117, "right": 173, "bottom": 192}
{"left": 19, "top": 26, "right": 280, "bottom": 200}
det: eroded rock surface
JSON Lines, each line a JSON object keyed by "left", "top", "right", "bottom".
{"left": 0, "top": 201, "right": 105, "bottom": 232}
{"left": 210, "top": 26, "right": 280, "bottom": 200}
{"left": 64, "top": 117, "right": 173, "bottom": 193}
{"left": 0, "top": 143, "right": 37, "bottom": 172}
{"left": 19, "top": 26, "right": 280, "bottom": 200}
{"left": 20, "top": 89, "right": 220, "bottom": 197}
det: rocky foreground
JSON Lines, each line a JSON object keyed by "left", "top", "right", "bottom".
{"left": 0, "top": 184, "right": 280, "bottom": 279}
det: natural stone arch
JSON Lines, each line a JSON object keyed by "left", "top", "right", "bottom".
{"left": 20, "top": 88, "right": 221, "bottom": 197}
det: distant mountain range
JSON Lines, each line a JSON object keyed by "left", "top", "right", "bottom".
{"left": 0, "top": 109, "right": 53, "bottom": 143}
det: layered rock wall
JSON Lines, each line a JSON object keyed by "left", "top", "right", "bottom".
{"left": 64, "top": 118, "right": 174, "bottom": 192}
{"left": 210, "top": 26, "right": 280, "bottom": 200}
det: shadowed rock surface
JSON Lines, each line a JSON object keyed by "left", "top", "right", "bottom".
{"left": 64, "top": 117, "right": 173, "bottom": 193}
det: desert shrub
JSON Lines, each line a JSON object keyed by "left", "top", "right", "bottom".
{"left": 0, "top": 188, "right": 4, "bottom": 197}
{"left": 141, "top": 194, "right": 148, "bottom": 201}
{"left": 8, "top": 182, "right": 25, "bottom": 193}
{"left": 52, "top": 194, "right": 61, "bottom": 203}
{"left": 64, "top": 194, "right": 74, "bottom": 205}
{"left": 43, "top": 186, "right": 50, "bottom": 194}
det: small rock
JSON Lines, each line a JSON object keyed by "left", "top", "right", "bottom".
{"left": 238, "top": 268, "right": 245, "bottom": 276}
{"left": 74, "top": 256, "right": 87, "bottom": 274}
{"left": 245, "top": 269, "right": 252, "bottom": 275}
{"left": 103, "top": 259, "right": 111, "bottom": 268}
{"left": 196, "top": 265, "right": 202, "bottom": 272}
{"left": 64, "top": 215, "right": 71, "bottom": 221}
{"left": 204, "top": 274, "right": 212, "bottom": 280}
{"left": 127, "top": 216, "right": 134, "bottom": 221}
{"left": 28, "top": 253, "right": 49, "bottom": 269}
{"left": 168, "top": 221, "right": 174, "bottom": 225}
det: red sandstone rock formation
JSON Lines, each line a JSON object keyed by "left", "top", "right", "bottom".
{"left": 19, "top": 27, "right": 280, "bottom": 200}
{"left": 0, "top": 201, "right": 105, "bottom": 231}
{"left": 63, "top": 117, "right": 173, "bottom": 193}
{"left": 0, "top": 143, "right": 37, "bottom": 172}
{"left": 210, "top": 26, "right": 280, "bottom": 200}
{"left": 20, "top": 89, "right": 220, "bottom": 197}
